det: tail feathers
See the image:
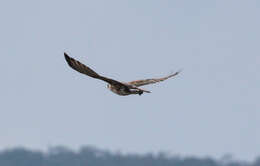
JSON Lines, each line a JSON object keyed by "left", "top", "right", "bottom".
{"left": 138, "top": 89, "right": 151, "bottom": 96}
{"left": 138, "top": 87, "right": 151, "bottom": 93}
{"left": 143, "top": 89, "right": 151, "bottom": 93}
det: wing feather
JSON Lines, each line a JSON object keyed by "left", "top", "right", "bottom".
{"left": 128, "top": 71, "right": 180, "bottom": 87}
{"left": 64, "top": 52, "right": 100, "bottom": 78}
{"left": 64, "top": 52, "right": 129, "bottom": 88}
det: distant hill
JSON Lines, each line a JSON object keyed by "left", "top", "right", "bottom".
{"left": 0, "top": 146, "right": 259, "bottom": 166}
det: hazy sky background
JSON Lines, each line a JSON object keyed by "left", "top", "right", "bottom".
{"left": 0, "top": 0, "right": 259, "bottom": 161}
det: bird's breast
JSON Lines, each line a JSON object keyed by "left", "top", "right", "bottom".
{"left": 108, "top": 85, "right": 130, "bottom": 96}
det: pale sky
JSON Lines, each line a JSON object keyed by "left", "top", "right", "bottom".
{"left": 0, "top": 0, "right": 259, "bottom": 161}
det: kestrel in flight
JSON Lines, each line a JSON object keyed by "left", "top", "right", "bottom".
{"left": 64, "top": 52, "right": 180, "bottom": 96}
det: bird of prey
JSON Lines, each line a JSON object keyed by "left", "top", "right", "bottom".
{"left": 64, "top": 52, "right": 180, "bottom": 96}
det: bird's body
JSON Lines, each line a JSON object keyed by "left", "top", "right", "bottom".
{"left": 107, "top": 84, "right": 142, "bottom": 96}
{"left": 64, "top": 53, "right": 180, "bottom": 96}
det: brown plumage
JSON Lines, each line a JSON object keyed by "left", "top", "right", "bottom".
{"left": 64, "top": 52, "right": 180, "bottom": 96}
{"left": 128, "top": 72, "right": 180, "bottom": 87}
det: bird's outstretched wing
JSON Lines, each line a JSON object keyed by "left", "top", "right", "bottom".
{"left": 127, "top": 71, "right": 180, "bottom": 87}
{"left": 64, "top": 52, "right": 100, "bottom": 78}
{"left": 64, "top": 53, "right": 128, "bottom": 88}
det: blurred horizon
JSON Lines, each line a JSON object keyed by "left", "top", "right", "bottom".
{"left": 0, "top": 145, "right": 259, "bottom": 164}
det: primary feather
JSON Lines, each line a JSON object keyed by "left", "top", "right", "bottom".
{"left": 128, "top": 71, "right": 180, "bottom": 87}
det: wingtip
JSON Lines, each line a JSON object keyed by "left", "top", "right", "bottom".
{"left": 169, "top": 70, "right": 181, "bottom": 77}
{"left": 64, "top": 52, "right": 69, "bottom": 58}
{"left": 64, "top": 52, "right": 71, "bottom": 62}
{"left": 178, "top": 68, "right": 183, "bottom": 72}
{"left": 176, "top": 69, "right": 182, "bottom": 75}
{"left": 64, "top": 52, "right": 72, "bottom": 66}
{"left": 174, "top": 69, "right": 183, "bottom": 74}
